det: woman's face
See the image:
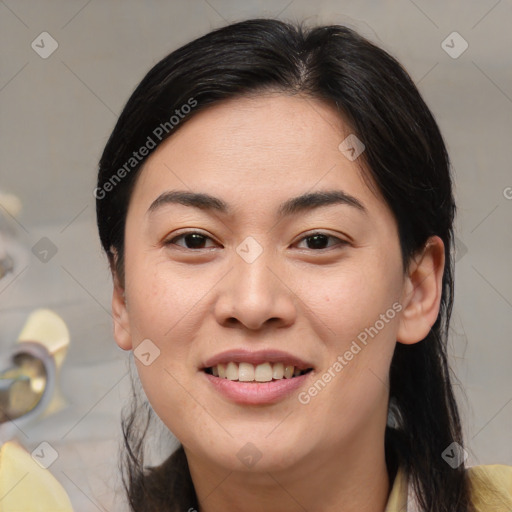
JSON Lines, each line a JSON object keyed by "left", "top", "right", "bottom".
{"left": 117, "top": 93, "right": 409, "bottom": 473}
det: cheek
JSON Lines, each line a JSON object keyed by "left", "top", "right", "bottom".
{"left": 310, "top": 257, "right": 404, "bottom": 344}
{"left": 300, "top": 258, "right": 403, "bottom": 412}
{"left": 123, "top": 266, "right": 201, "bottom": 421}
{"left": 126, "top": 255, "right": 199, "bottom": 340}
{"left": 135, "top": 358, "right": 211, "bottom": 448}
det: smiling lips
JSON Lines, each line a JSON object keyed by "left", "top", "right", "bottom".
{"left": 205, "top": 361, "right": 312, "bottom": 382}
{"left": 201, "top": 349, "right": 314, "bottom": 403}
{"left": 201, "top": 348, "right": 314, "bottom": 381}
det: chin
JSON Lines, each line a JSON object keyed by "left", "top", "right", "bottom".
{"left": 190, "top": 427, "right": 311, "bottom": 473}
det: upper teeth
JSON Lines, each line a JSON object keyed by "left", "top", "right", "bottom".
{"left": 209, "top": 362, "right": 308, "bottom": 382}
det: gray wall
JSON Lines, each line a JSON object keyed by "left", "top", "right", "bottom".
{"left": 1, "top": 1, "right": 511, "bottom": 509}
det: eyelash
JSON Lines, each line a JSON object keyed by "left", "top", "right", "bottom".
{"left": 164, "top": 231, "right": 349, "bottom": 251}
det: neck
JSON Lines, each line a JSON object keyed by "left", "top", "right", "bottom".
{"left": 186, "top": 430, "right": 391, "bottom": 512}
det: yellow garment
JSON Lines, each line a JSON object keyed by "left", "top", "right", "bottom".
{"left": 467, "top": 465, "right": 512, "bottom": 511}
{"left": 385, "top": 463, "right": 512, "bottom": 511}
{"left": 0, "top": 440, "right": 73, "bottom": 512}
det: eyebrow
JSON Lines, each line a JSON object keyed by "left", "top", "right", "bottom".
{"left": 147, "top": 189, "right": 367, "bottom": 218}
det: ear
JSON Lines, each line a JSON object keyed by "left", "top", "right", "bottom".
{"left": 110, "top": 248, "right": 133, "bottom": 351}
{"left": 396, "top": 236, "right": 445, "bottom": 345}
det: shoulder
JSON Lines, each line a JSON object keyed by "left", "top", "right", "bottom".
{"left": 467, "top": 464, "right": 512, "bottom": 511}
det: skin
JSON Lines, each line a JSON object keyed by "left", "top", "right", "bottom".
{"left": 111, "top": 92, "right": 445, "bottom": 512}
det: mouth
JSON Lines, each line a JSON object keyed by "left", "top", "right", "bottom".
{"left": 202, "top": 362, "right": 313, "bottom": 382}
{"left": 200, "top": 349, "right": 315, "bottom": 404}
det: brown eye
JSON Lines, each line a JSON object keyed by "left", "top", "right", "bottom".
{"left": 166, "top": 232, "right": 217, "bottom": 250}
{"left": 296, "top": 232, "right": 347, "bottom": 250}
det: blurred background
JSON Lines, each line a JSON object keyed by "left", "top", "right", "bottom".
{"left": 0, "top": 0, "right": 511, "bottom": 509}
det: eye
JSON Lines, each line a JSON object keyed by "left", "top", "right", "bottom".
{"left": 164, "top": 230, "right": 348, "bottom": 251}
{"left": 165, "top": 231, "right": 218, "bottom": 250}
{"left": 295, "top": 232, "right": 348, "bottom": 250}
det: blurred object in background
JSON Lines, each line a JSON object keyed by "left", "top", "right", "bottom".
{"left": 0, "top": 308, "right": 70, "bottom": 442}
{"left": 0, "top": 308, "right": 74, "bottom": 511}
{"left": 0, "top": 190, "right": 27, "bottom": 281}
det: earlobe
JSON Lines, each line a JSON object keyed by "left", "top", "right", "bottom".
{"left": 396, "top": 236, "right": 445, "bottom": 345}
{"left": 110, "top": 249, "right": 132, "bottom": 351}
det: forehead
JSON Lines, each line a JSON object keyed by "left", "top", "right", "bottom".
{"left": 151, "top": 92, "right": 351, "bottom": 174}
{"left": 129, "top": 93, "right": 389, "bottom": 221}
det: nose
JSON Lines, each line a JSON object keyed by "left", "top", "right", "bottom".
{"left": 214, "top": 247, "right": 297, "bottom": 331}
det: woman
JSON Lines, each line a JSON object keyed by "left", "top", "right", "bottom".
{"left": 96, "top": 18, "right": 512, "bottom": 512}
